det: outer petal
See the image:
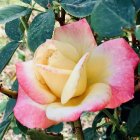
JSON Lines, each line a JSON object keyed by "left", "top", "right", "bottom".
{"left": 16, "top": 61, "right": 56, "bottom": 104}
{"left": 46, "top": 83, "right": 111, "bottom": 122}
{"left": 37, "top": 64, "right": 71, "bottom": 98}
{"left": 54, "top": 19, "right": 97, "bottom": 56}
{"left": 14, "top": 86, "right": 56, "bottom": 128}
{"left": 61, "top": 53, "right": 88, "bottom": 104}
{"left": 87, "top": 38, "right": 139, "bottom": 108}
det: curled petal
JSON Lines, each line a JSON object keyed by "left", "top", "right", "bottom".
{"left": 14, "top": 86, "right": 56, "bottom": 128}
{"left": 61, "top": 53, "right": 89, "bottom": 104}
{"left": 47, "top": 39, "right": 80, "bottom": 62}
{"left": 54, "top": 19, "right": 97, "bottom": 56}
{"left": 16, "top": 61, "right": 56, "bottom": 104}
{"left": 87, "top": 38, "right": 139, "bottom": 108}
{"left": 46, "top": 83, "right": 111, "bottom": 122}
{"left": 34, "top": 40, "right": 76, "bottom": 70}
{"left": 37, "top": 64, "right": 71, "bottom": 98}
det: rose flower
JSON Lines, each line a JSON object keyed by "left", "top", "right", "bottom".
{"left": 14, "top": 19, "right": 139, "bottom": 128}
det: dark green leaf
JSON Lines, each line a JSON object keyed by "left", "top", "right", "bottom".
{"left": 92, "top": 112, "right": 106, "bottom": 138}
{"left": 84, "top": 128, "right": 98, "bottom": 140}
{"left": 91, "top": 0, "right": 135, "bottom": 38}
{"left": 28, "top": 130, "right": 63, "bottom": 140}
{"left": 0, "top": 5, "right": 31, "bottom": 24}
{"left": 27, "top": 10, "right": 55, "bottom": 52}
{"left": 12, "top": 79, "right": 18, "bottom": 92}
{"left": 3, "top": 80, "right": 18, "bottom": 120}
{"left": 5, "top": 19, "right": 23, "bottom": 41}
{"left": 0, "top": 114, "right": 13, "bottom": 139}
{"left": 21, "top": 0, "right": 31, "bottom": 4}
{"left": 34, "top": 0, "right": 52, "bottom": 8}
{"left": 110, "top": 130, "right": 124, "bottom": 140}
{"left": 61, "top": 0, "right": 96, "bottom": 17}
{"left": 134, "top": 0, "right": 140, "bottom": 11}
{"left": 138, "top": 63, "right": 140, "bottom": 75}
{"left": 92, "top": 112, "right": 105, "bottom": 129}
{"left": 0, "top": 41, "right": 19, "bottom": 73}
{"left": 127, "top": 104, "right": 140, "bottom": 136}
{"left": 47, "top": 123, "right": 63, "bottom": 133}
{"left": 3, "top": 99, "right": 16, "bottom": 120}
{"left": 136, "top": 10, "right": 140, "bottom": 25}
{"left": 16, "top": 120, "right": 28, "bottom": 134}
{"left": 135, "top": 26, "right": 140, "bottom": 40}
{"left": 12, "top": 119, "right": 28, "bottom": 135}
{"left": 0, "top": 100, "right": 8, "bottom": 113}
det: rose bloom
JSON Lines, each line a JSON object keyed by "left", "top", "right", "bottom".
{"left": 14, "top": 19, "right": 139, "bottom": 128}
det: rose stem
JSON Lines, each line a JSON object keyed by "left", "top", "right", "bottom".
{"left": 73, "top": 118, "right": 84, "bottom": 140}
{"left": 0, "top": 84, "right": 17, "bottom": 99}
{"left": 102, "top": 109, "right": 127, "bottom": 138}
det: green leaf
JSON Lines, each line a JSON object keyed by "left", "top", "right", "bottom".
{"left": 110, "top": 130, "right": 124, "bottom": 140}
{"left": 16, "top": 121, "right": 28, "bottom": 134}
{"left": 47, "top": 123, "right": 63, "bottom": 133}
{"left": 0, "top": 100, "right": 8, "bottom": 113}
{"left": 134, "top": 0, "right": 140, "bottom": 11}
{"left": 34, "top": 0, "right": 52, "bottom": 8}
{"left": 138, "top": 64, "right": 140, "bottom": 75}
{"left": 84, "top": 128, "right": 98, "bottom": 140}
{"left": 12, "top": 119, "right": 28, "bottom": 135}
{"left": 3, "top": 80, "right": 18, "bottom": 120}
{"left": 27, "top": 10, "right": 55, "bottom": 52}
{"left": 21, "top": 0, "right": 31, "bottom": 4}
{"left": 91, "top": 0, "right": 135, "bottom": 38}
{"left": 0, "top": 41, "right": 19, "bottom": 73}
{"left": 136, "top": 10, "right": 140, "bottom": 25}
{"left": 12, "top": 79, "right": 18, "bottom": 92}
{"left": 0, "top": 5, "right": 31, "bottom": 24}
{"left": 135, "top": 26, "right": 140, "bottom": 40}
{"left": 5, "top": 19, "right": 23, "bottom": 41}
{"left": 92, "top": 112, "right": 105, "bottom": 130}
{"left": 0, "top": 114, "right": 13, "bottom": 139}
{"left": 3, "top": 99, "right": 16, "bottom": 120}
{"left": 61, "top": 0, "right": 97, "bottom": 17}
{"left": 127, "top": 104, "right": 140, "bottom": 136}
{"left": 28, "top": 130, "right": 63, "bottom": 140}
{"left": 92, "top": 112, "right": 106, "bottom": 138}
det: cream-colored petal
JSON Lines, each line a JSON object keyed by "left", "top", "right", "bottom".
{"left": 37, "top": 64, "right": 71, "bottom": 98}
{"left": 34, "top": 41, "right": 56, "bottom": 65}
{"left": 48, "top": 50, "right": 76, "bottom": 70}
{"left": 34, "top": 40, "right": 76, "bottom": 70}
{"left": 87, "top": 51, "right": 112, "bottom": 85}
{"left": 61, "top": 53, "right": 89, "bottom": 104}
{"left": 46, "top": 83, "right": 111, "bottom": 122}
{"left": 54, "top": 19, "right": 97, "bottom": 56}
{"left": 47, "top": 40, "right": 80, "bottom": 62}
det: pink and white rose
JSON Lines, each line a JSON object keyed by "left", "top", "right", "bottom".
{"left": 14, "top": 19, "right": 139, "bottom": 128}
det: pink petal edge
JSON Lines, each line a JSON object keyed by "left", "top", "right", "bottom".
{"left": 14, "top": 86, "right": 56, "bottom": 128}
{"left": 16, "top": 61, "right": 56, "bottom": 104}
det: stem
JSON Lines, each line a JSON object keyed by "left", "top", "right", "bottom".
{"left": 20, "top": 17, "right": 28, "bottom": 32}
{"left": 73, "top": 118, "right": 84, "bottom": 140}
{"left": 0, "top": 84, "right": 17, "bottom": 99}
{"left": 32, "top": 8, "right": 44, "bottom": 13}
{"left": 102, "top": 109, "right": 119, "bottom": 128}
{"left": 102, "top": 109, "right": 127, "bottom": 138}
